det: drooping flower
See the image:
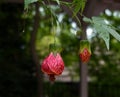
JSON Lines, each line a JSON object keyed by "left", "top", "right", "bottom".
{"left": 79, "top": 40, "right": 91, "bottom": 63}
{"left": 41, "top": 52, "right": 64, "bottom": 81}
{"left": 80, "top": 48, "right": 91, "bottom": 63}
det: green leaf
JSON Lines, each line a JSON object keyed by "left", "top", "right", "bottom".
{"left": 59, "top": 1, "right": 72, "bottom": 5}
{"left": 83, "top": 16, "right": 120, "bottom": 50}
{"left": 104, "top": 26, "right": 120, "bottom": 42}
{"left": 91, "top": 16, "right": 120, "bottom": 50}
{"left": 92, "top": 17, "right": 106, "bottom": 25}
{"left": 24, "top": 0, "right": 38, "bottom": 9}
{"left": 92, "top": 17, "right": 110, "bottom": 49}
{"left": 100, "top": 32, "right": 110, "bottom": 50}
{"left": 81, "top": 0, "right": 86, "bottom": 13}
{"left": 94, "top": 24, "right": 110, "bottom": 50}
{"left": 72, "top": 0, "right": 86, "bottom": 17}
{"left": 83, "top": 17, "right": 92, "bottom": 23}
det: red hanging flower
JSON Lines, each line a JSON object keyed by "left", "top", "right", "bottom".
{"left": 41, "top": 52, "right": 64, "bottom": 81}
{"left": 79, "top": 40, "right": 91, "bottom": 63}
{"left": 79, "top": 48, "right": 91, "bottom": 63}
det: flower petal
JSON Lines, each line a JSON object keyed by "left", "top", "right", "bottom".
{"left": 80, "top": 48, "right": 91, "bottom": 63}
{"left": 48, "top": 53, "right": 64, "bottom": 75}
{"left": 41, "top": 53, "right": 54, "bottom": 74}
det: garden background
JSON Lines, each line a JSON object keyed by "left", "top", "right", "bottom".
{"left": 0, "top": 0, "right": 120, "bottom": 97}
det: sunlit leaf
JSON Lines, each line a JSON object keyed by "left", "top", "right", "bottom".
{"left": 94, "top": 24, "right": 110, "bottom": 50}
{"left": 104, "top": 26, "right": 120, "bottom": 42}
{"left": 83, "top": 16, "right": 120, "bottom": 50}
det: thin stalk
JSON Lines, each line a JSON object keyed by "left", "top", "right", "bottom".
{"left": 62, "top": 3, "right": 82, "bottom": 28}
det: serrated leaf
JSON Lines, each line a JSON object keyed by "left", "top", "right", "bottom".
{"left": 24, "top": 0, "right": 38, "bottom": 9}
{"left": 83, "top": 17, "right": 92, "bottom": 23}
{"left": 84, "top": 16, "right": 120, "bottom": 50}
{"left": 103, "top": 26, "right": 120, "bottom": 42}
{"left": 92, "top": 17, "right": 110, "bottom": 50}
{"left": 92, "top": 17, "right": 106, "bottom": 25}
{"left": 94, "top": 24, "right": 110, "bottom": 50}
{"left": 100, "top": 32, "right": 110, "bottom": 50}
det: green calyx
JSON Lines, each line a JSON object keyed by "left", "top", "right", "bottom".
{"left": 79, "top": 40, "right": 91, "bottom": 54}
{"left": 49, "top": 43, "right": 62, "bottom": 54}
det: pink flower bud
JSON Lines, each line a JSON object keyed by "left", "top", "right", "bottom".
{"left": 41, "top": 52, "right": 64, "bottom": 81}
{"left": 79, "top": 40, "right": 91, "bottom": 63}
{"left": 79, "top": 48, "right": 91, "bottom": 63}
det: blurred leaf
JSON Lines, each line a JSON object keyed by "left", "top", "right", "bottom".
{"left": 58, "top": 1, "right": 72, "bottom": 5}
{"left": 84, "top": 16, "right": 120, "bottom": 50}
{"left": 103, "top": 26, "right": 120, "bottom": 42}
{"left": 94, "top": 24, "right": 110, "bottom": 50}
{"left": 24, "top": 0, "right": 38, "bottom": 9}
{"left": 92, "top": 17, "right": 107, "bottom": 25}
{"left": 83, "top": 17, "right": 92, "bottom": 23}
{"left": 81, "top": 0, "right": 86, "bottom": 13}
{"left": 36, "top": 35, "right": 61, "bottom": 56}
{"left": 72, "top": 0, "right": 86, "bottom": 17}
